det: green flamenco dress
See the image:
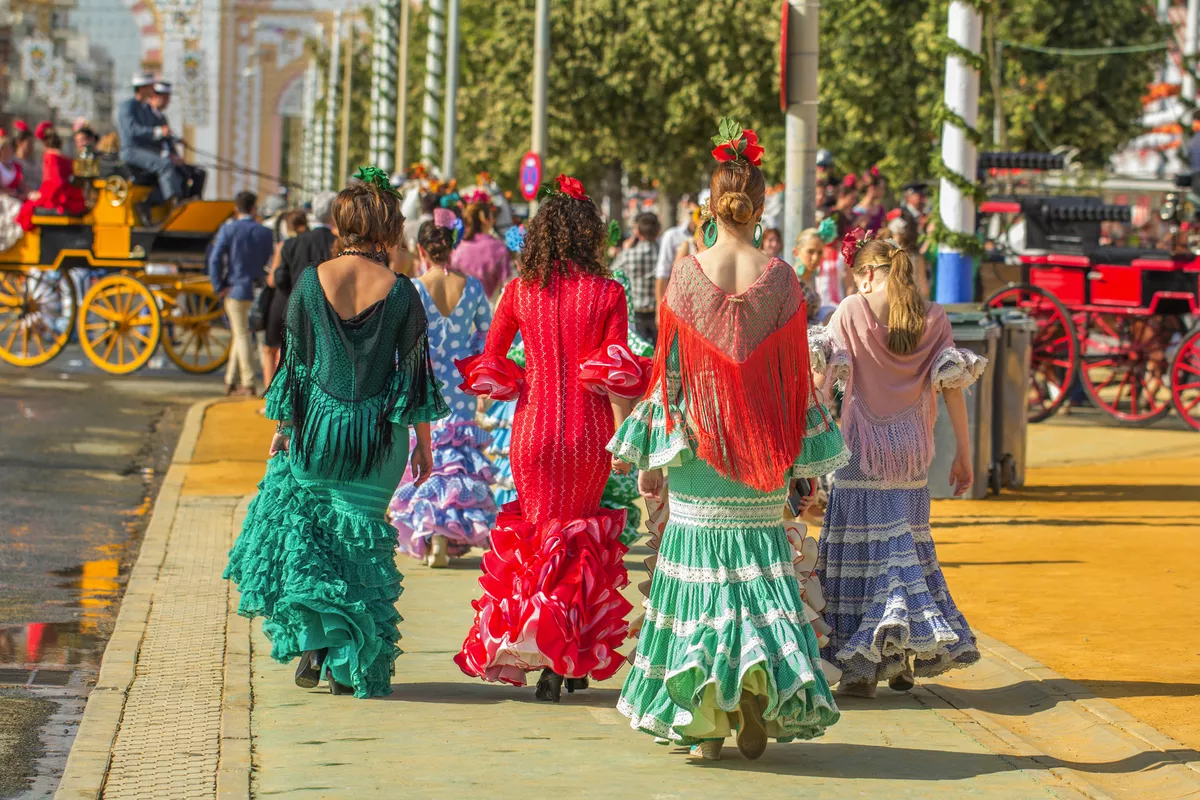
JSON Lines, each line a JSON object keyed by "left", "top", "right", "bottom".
{"left": 608, "top": 255, "right": 847, "bottom": 745}
{"left": 224, "top": 270, "right": 448, "bottom": 698}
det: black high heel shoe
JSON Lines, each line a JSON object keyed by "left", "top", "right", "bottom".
{"left": 534, "top": 668, "right": 563, "bottom": 702}
{"left": 294, "top": 649, "right": 327, "bottom": 689}
{"left": 325, "top": 668, "right": 354, "bottom": 696}
{"left": 564, "top": 677, "right": 589, "bottom": 694}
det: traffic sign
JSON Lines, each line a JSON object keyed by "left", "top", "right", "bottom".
{"left": 520, "top": 152, "right": 542, "bottom": 201}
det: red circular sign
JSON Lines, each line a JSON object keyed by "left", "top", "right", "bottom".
{"left": 520, "top": 152, "right": 542, "bottom": 201}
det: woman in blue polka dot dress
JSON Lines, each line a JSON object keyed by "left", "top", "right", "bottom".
{"left": 390, "top": 219, "right": 498, "bottom": 567}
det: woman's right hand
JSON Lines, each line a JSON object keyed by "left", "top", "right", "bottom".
{"left": 638, "top": 469, "right": 664, "bottom": 502}
{"left": 410, "top": 441, "right": 433, "bottom": 487}
{"left": 949, "top": 448, "right": 973, "bottom": 496}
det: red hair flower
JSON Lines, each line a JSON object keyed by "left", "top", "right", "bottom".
{"left": 886, "top": 207, "right": 903, "bottom": 221}
{"left": 34, "top": 122, "right": 52, "bottom": 141}
{"left": 710, "top": 118, "right": 764, "bottom": 167}
{"left": 840, "top": 227, "right": 872, "bottom": 265}
{"left": 555, "top": 174, "right": 588, "bottom": 201}
{"left": 13, "top": 120, "right": 28, "bottom": 134}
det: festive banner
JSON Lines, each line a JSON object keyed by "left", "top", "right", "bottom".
{"left": 20, "top": 37, "right": 53, "bottom": 82}
{"left": 180, "top": 49, "right": 209, "bottom": 126}
{"left": 157, "top": 0, "right": 201, "bottom": 40}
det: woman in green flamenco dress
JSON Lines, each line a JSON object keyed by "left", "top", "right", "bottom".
{"left": 609, "top": 122, "right": 847, "bottom": 760}
{"left": 224, "top": 174, "right": 448, "bottom": 698}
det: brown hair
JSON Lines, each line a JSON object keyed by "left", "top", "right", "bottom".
{"left": 462, "top": 201, "right": 492, "bottom": 241}
{"left": 521, "top": 194, "right": 607, "bottom": 287}
{"left": 40, "top": 130, "right": 63, "bottom": 150}
{"left": 851, "top": 238, "right": 926, "bottom": 354}
{"left": 331, "top": 184, "right": 405, "bottom": 250}
{"left": 635, "top": 212, "right": 661, "bottom": 240}
{"left": 285, "top": 210, "right": 309, "bottom": 235}
{"left": 417, "top": 221, "right": 455, "bottom": 265}
{"left": 710, "top": 159, "right": 765, "bottom": 227}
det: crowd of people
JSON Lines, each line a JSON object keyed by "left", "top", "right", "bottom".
{"left": 219, "top": 118, "right": 987, "bottom": 763}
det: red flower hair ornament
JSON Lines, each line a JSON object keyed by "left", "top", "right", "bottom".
{"left": 710, "top": 117, "right": 764, "bottom": 167}
{"left": 840, "top": 227, "right": 874, "bottom": 265}
{"left": 34, "top": 122, "right": 52, "bottom": 141}
{"left": 13, "top": 120, "right": 28, "bottom": 134}
{"left": 537, "top": 173, "right": 590, "bottom": 202}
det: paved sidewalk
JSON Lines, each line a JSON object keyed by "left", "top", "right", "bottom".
{"left": 54, "top": 401, "right": 1200, "bottom": 799}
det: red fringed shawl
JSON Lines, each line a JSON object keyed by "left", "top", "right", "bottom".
{"left": 647, "top": 256, "right": 812, "bottom": 493}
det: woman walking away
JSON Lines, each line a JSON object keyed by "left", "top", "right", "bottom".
{"left": 815, "top": 231, "right": 986, "bottom": 699}
{"left": 610, "top": 119, "right": 846, "bottom": 761}
{"left": 262, "top": 209, "right": 309, "bottom": 388}
{"left": 451, "top": 189, "right": 511, "bottom": 299}
{"left": 455, "top": 174, "right": 650, "bottom": 702}
{"left": 224, "top": 168, "right": 448, "bottom": 698}
{"left": 390, "top": 218, "right": 497, "bottom": 567}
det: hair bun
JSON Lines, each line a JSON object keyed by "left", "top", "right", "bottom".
{"left": 715, "top": 191, "right": 754, "bottom": 225}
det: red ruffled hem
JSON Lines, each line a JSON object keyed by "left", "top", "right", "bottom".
{"left": 454, "top": 501, "right": 633, "bottom": 684}
{"left": 579, "top": 339, "right": 652, "bottom": 399}
{"left": 455, "top": 353, "right": 525, "bottom": 402}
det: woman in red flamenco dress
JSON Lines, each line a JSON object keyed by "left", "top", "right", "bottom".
{"left": 17, "top": 123, "right": 86, "bottom": 232}
{"left": 455, "top": 174, "right": 650, "bottom": 702}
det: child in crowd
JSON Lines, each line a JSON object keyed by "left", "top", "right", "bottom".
{"left": 814, "top": 232, "right": 986, "bottom": 698}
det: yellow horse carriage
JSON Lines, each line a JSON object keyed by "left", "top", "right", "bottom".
{"left": 0, "top": 174, "right": 237, "bottom": 374}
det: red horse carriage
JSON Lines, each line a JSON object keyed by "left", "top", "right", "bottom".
{"left": 979, "top": 155, "right": 1200, "bottom": 431}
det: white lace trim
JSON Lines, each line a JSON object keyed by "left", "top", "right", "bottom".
{"left": 933, "top": 346, "right": 988, "bottom": 391}
{"left": 668, "top": 495, "right": 784, "bottom": 528}
{"left": 654, "top": 556, "right": 796, "bottom": 584}
{"left": 644, "top": 604, "right": 808, "bottom": 636}
{"left": 834, "top": 478, "right": 927, "bottom": 490}
{"left": 790, "top": 449, "right": 851, "bottom": 479}
{"left": 632, "top": 639, "right": 807, "bottom": 680}
{"left": 670, "top": 489, "right": 785, "bottom": 506}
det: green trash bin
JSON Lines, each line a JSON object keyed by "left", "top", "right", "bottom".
{"left": 988, "top": 309, "right": 1036, "bottom": 492}
{"left": 929, "top": 307, "right": 999, "bottom": 500}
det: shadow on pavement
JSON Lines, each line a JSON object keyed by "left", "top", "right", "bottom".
{"left": 381, "top": 681, "right": 623, "bottom": 709}
{"left": 929, "top": 678, "right": 1200, "bottom": 715}
{"left": 986, "top": 484, "right": 1198, "bottom": 504}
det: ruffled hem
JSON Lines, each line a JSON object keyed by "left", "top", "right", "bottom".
{"left": 608, "top": 398, "right": 694, "bottom": 471}
{"left": 791, "top": 402, "right": 850, "bottom": 479}
{"left": 933, "top": 346, "right": 988, "bottom": 391}
{"left": 455, "top": 502, "right": 632, "bottom": 684}
{"left": 579, "top": 339, "right": 652, "bottom": 399}
{"left": 456, "top": 353, "right": 525, "bottom": 402}
{"left": 224, "top": 456, "right": 403, "bottom": 699}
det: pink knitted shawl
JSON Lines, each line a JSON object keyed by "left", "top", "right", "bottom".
{"left": 829, "top": 294, "right": 954, "bottom": 481}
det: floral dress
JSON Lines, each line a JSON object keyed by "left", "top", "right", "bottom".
{"left": 390, "top": 276, "right": 497, "bottom": 558}
{"left": 455, "top": 269, "right": 650, "bottom": 685}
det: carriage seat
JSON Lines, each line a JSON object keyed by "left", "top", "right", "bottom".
{"left": 100, "top": 159, "right": 161, "bottom": 187}
{"left": 1084, "top": 246, "right": 1182, "bottom": 267}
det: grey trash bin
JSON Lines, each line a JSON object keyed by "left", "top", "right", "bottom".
{"left": 989, "top": 310, "right": 1036, "bottom": 492}
{"left": 928, "top": 307, "right": 999, "bottom": 500}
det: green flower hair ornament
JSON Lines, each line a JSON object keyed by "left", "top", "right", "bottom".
{"left": 440, "top": 191, "right": 461, "bottom": 209}
{"left": 817, "top": 216, "right": 838, "bottom": 244}
{"left": 607, "top": 219, "right": 622, "bottom": 248}
{"left": 352, "top": 165, "right": 400, "bottom": 197}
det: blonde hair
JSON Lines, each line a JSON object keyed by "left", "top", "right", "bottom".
{"left": 795, "top": 227, "right": 822, "bottom": 249}
{"left": 851, "top": 238, "right": 926, "bottom": 354}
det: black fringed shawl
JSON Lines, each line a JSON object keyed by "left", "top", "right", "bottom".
{"left": 270, "top": 268, "right": 447, "bottom": 482}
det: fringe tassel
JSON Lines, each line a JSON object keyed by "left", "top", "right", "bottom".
{"left": 648, "top": 304, "right": 812, "bottom": 493}
{"left": 841, "top": 392, "right": 936, "bottom": 481}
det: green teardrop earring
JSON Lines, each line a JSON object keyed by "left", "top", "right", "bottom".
{"left": 753, "top": 223, "right": 763, "bottom": 248}
{"left": 703, "top": 219, "right": 718, "bottom": 248}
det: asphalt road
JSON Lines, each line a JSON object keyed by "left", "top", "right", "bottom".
{"left": 0, "top": 345, "right": 225, "bottom": 798}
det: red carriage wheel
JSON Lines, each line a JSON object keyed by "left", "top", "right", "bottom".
{"left": 985, "top": 284, "right": 1079, "bottom": 423}
{"left": 1170, "top": 326, "right": 1200, "bottom": 432}
{"left": 1079, "top": 313, "right": 1179, "bottom": 426}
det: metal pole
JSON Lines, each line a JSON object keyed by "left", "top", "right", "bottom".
{"left": 300, "top": 60, "right": 318, "bottom": 199}
{"left": 1185, "top": 0, "right": 1199, "bottom": 105}
{"left": 991, "top": 35, "right": 1005, "bottom": 148}
{"left": 530, "top": 0, "right": 549, "bottom": 211}
{"left": 441, "top": 0, "right": 460, "bottom": 178}
{"left": 935, "top": 0, "right": 982, "bottom": 304}
{"left": 369, "top": 0, "right": 399, "bottom": 173}
{"left": 323, "top": 10, "right": 342, "bottom": 191}
{"left": 783, "top": 0, "right": 818, "bottom": 256}
{"left": 420, "top": 0, "right": 445, "bottom": 168}
{"left": 394, "top": 0, "right": 411, "bottom": 175}
{"left": 338, "top": 14, "right": 354, "bottom": 188}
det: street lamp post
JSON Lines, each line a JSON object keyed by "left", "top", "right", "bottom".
{"left": 323, "top": 9, "right": 342, "bottom": 191}
{"left": 530, "top": 0, "right": 549, "bottom": 212}
{"left": 395, "top": 0, "right": 411, "bottom": 174}
{"left": 441, "top": 0, "right": 460, "bottom": 178}
{"left": 782, "top": 0, "right": 819, "bottom": 255}
{"left": 338, "top": 13, "right": 354, "bottom": 188}
{"left": 935, "top": 1, "right": 982, "bottom": 304}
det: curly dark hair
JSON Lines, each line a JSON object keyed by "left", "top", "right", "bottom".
{"left": 520, "top": 195, "right": 608, "bottom": 287}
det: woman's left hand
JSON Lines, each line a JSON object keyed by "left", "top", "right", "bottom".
{"left": 268, "top": 432, "right": 289, "bottom": 456}
{"left": 410, "top": 442, "right": 433, "bottom": 487}
{"left": 611, "top": 456, "right": 632, "bottom": 475}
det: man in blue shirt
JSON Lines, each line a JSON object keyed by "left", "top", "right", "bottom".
{"left": 207, "top": 191, "right": 274, "bottom": 395}
{"left": 117, "top": 71, "right": 183, "bottom": 222}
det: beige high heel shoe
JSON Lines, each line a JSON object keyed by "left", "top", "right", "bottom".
{"left": 736, "top": 690, "right": 768, "bottom": 760}
{"left": 692, "top": 740, "right": 723, "bottom": 760}
{"left": 428, "top": 534, "right": 450, "bottom": 568}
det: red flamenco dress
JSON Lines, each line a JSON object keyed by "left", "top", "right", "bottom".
{"left": 17, "top": 152, "right": 86, "bottom": 232}
{"left": 454, "top": 267, "right": 650, "bottom": 686}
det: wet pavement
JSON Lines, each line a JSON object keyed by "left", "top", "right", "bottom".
{"left": 0, "top": 345, "right": 223, "bottom": 798}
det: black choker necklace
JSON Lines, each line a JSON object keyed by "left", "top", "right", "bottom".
{"left": 338, "top": 248, "right": 388, "bottom": 264}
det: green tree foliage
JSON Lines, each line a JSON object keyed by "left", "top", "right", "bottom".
{"left": 308, "top": 10, "right": 376, "bottom": 186}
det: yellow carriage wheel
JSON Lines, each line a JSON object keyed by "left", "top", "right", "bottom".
{"left": 0, "top": 269, "right": 78, "bottom": 367}
{"left": 77, "top": 275, "right": 162, "bottom": 375}
{"left": 160, "top": 285, "right": 232, "bottom": 374}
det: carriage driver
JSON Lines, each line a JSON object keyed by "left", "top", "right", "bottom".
{"left": 150, "top": 81, "right": 206, "bottom": 200}
{"left": 117, "top": 71, "right": 184, "bottom": 221}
